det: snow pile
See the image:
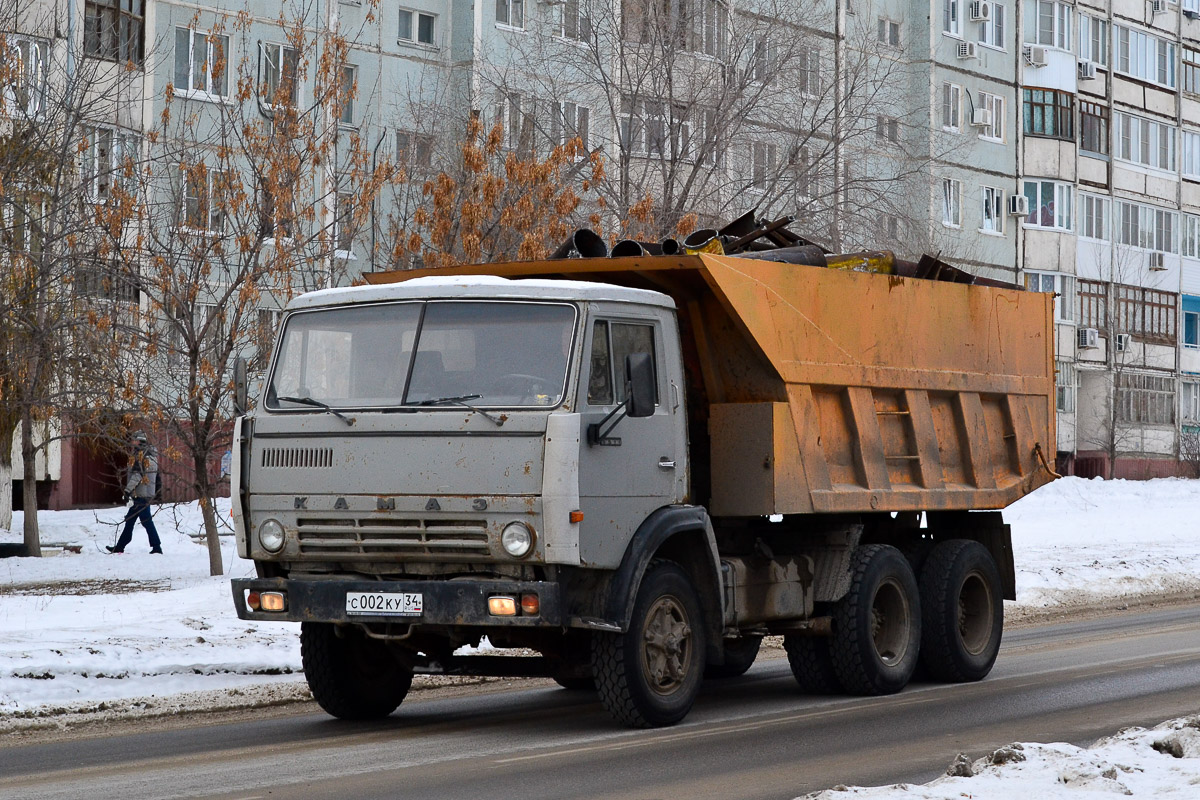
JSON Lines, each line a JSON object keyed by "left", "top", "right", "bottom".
{"left": 799, "top": 716, "right": 1200, "bottom": 799}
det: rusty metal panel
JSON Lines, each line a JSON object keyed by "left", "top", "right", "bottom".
{"left": 903, "top": 390, "right": 945, "bottom": 490}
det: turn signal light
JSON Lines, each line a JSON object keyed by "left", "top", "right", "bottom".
{"left": 246, "top": 591, "right": 261, "bottom": 610}
{"left": 260, "top": 591, "right": 287, "bottom": 612}
{"left": 488, "top": 596, "right": 518, "bottom": 616}
{"left": 569, "top": 510, "right": 584, "bottom": 523}
{"left": 520, "top": 594, "right": 540, "bottom": 615}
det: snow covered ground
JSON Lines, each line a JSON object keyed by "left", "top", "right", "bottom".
{"left": 2, "top": 476, "right": 1200, "bottom": 797}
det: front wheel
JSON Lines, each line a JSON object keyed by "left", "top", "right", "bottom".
{"left": 301, "top": 622, "right": 414, "bottom": 720}
{"left": 593, "top": 561, "right": 706, "bottom": 728}
{"left": 918, "top": 539, "right": 1004, "bottom": 682}
{"left": 829, "top": 544, "right": 921, "bottom": 696}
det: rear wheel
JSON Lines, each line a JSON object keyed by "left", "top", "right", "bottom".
{"left": 918, "top": 539, "right": 1004, "bottom": 682}
{"left": 829, "top": 544, "right": 921, "bottom": 696}
{"left": 593, "top": 561, "right": 706, "bottom": 728}
{"left": 301, "top": 622, "right": 413, "bottom": 720}
{"left": 783, "top": 633, "right": 842, "bottom": 693}
{"left": 706, "top": 636, "right": 762, "bottom": 679}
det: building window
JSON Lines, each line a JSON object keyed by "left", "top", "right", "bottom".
{"left": 259, "top": 180, "right": 296, "bottom": 240}
{"left": 797, "top": 48, "right": 821, "bottom": 95}
{"left": 1115, "top": 112, "right": 1176, "bottom": 172}
{"left": 75, "top": 259, "right": 139, "bottom": 304}
{"left": 1025, "top": 0, "right": 1071, "bottom": 50}
{"left": 1056, "top": 359, "right": 1076, "bottom": 413}
{"left": 261, "top": 43, "right": 299, "bottom": 107}
{"left": 1116, "top": 25, "right": 1176, "bottom": 89}
{"left": 1023, "top": 88, "right": 1073, "bottom": 140}
{"left": 749, "top": 37, "right": 779, "bottom": 84}
{"left": 1184, "top": 47, "right": 1200, "bottom": 95}
{"left": 84, "top": 0, "right": 144, "bottom": 66}
{"left": 1183, "top": 130, "right": 1200, "bottom": 179}
{"left": 981, "top": 186, "right": 1004, "bottom": 234}
{"left": 1079, "top": 100, "right": 1109, "bottom": 156}
{"left": 621, "top": 0, "right": 728, "bottom": 56}
{"left": 399, "top": 9, "right": 436, "bottom": 44}
{"left": 180, "top": 164, "right": 231, "bottom": 233}
{"left": 339, "top": 65, "right": 356, "bottom": 125}
{"left": 1079, "top": 279, "right": 1107, "bottom": 328}
{"left": 1078, "top": 15, "right": 1108, "bottom": 66}
{"left": 174, "top": 27, "right": 228, "bottom": 99}
{"left": 1184, "top": 215, "right": 1200, "bottom": 259}
{"left": 1, "top": 194, "right": 46, "bottom": 254}
{"left": 556, "top": 0, "right": 592, "bottom": 41}
{"left": 252, "top": 309, "right": 282, "bottom": 371}
{"left": 1183, "top": 297, "right": 1200, "bottom": 348}
{"left": 334, "top": 192, "right": 354, "bottom": 253}
{"left": 1183, "top": 380, "right": 1200, "bottom": 424}
{"left": 1079, "top": 193, "right": 1109, "bottom": 241}
{"left": 876, "top": 115, "right": 899, "bottom": 143}
{"left": 1115, "top": 285, "right": 1177, "bottom": 342}
{"left": 1023, "top": 180, "right": 1072, "bottom": 231}
{"left": 942, "top": 82, "right": 962, "bottom": 132}
{"left": 980, "top": 3, "right": 1006, "bottom": 50}
{"left": 82, "top": 126, "right": 140, "bottom": 201}
{"left": 978, "top": 92, "right": 1005, "bottom": 141}
{"left": 551, "top": 101, "right": 591, "bottom": 149}
{"left": 496, "top": 0, "right": 524, "bottom": 28}
{"left": 878, "top": 18, "right": 900, "bottom": 47}
{"left": 942, "top": 178, "right": 962, "bottom": 227}
{"left": 397, "top": 130, "right": 435, "bottom": 169}
{"left": 6, "top": 38, "right": 48, "bottom": 117}
{"left": 1117, "top": 373, "right": 1175, "bottom": 425}
{"left": 750, "top": 141, "right": 779, "bottom": 191}
{"left": 1115, "top": 200, "right": 1178, "bottom": 252}
{"left": 1024, "top": 270, "right": 1077, "bottom": 322}
{"left": 944, "top": 0, "right": 962, "bottom": 37}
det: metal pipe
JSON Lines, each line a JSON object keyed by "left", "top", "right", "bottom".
{"left": 725, "top": 245, "right": 828, "bottom": 267}
{"left": 610, "top": 239, "right": 648, "bottom": 257}
{"left": 550, "top": 229, "right": 608, "bottom": 259}
{"left": 660, "top": 238, "right": 682, "bottom": 256}
{"left": 683, "top": 228, "right": 724, "bottom": 255}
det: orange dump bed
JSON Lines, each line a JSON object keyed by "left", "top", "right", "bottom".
{"left": 364, "top": 252, "right": 1056, "bottom": 516}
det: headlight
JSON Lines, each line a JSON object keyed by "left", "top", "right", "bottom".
{"left": 500, "top": 522, "right": 534, "bottom": 558}
{"left": 258, "top": 518, "right": 286, "bottom": 553}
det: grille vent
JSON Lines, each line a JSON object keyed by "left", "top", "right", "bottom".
{"left": 261, "top": 447, "right": 334, "bottom": 468}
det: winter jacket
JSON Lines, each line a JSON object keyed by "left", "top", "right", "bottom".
{"left": 125, "top": 446, "right": 159, "bottom": 500}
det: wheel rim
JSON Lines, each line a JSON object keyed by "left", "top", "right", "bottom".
{"left": 641, "top": 595, "right": 693, "bottom": 695}
{"left": 869, "top": 577, "right": 911, "bottom": 667}
{"left": 957, "top": 569, "right": 995, "bottom": 656}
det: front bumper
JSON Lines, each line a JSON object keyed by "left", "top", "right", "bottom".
{"left": 231, "top": 577, "right": 564, "bottom": 627}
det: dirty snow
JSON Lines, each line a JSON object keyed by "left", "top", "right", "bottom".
{"left": 1, "top": 476, "right": 1200, "bottom": 796}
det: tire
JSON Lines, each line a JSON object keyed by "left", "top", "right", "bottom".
{"left": 301, "top": 622, "right": 414, "bottom": 720}
{"left": 552, "top": 674, "right": 597, "bottom": 691}
{"left": 783, "top": 634, "right": 842, "bottom": 694}
{"left": 918, "top": 539, "right": 1004, "bottom": 683}
{"left": 829, "top": 544, "right": 921, "bottom": 696}
{"left": 706, "top": 636, "right": 762, "bottom": 679}
{"left": 592, "top": 560, "right": 707, "bottom": 728}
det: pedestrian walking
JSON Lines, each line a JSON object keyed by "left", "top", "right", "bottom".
{"left": 107, "top": 431, "right": 163, "bottom": 554}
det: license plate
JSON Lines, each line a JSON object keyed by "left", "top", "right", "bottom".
{"left": 345, "top": 592, "right": 423, "bottom": 616}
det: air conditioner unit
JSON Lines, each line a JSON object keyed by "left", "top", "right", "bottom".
{"left": 970, "top": 1, "right": 992, "bottom": 21}
{"left": 958, "top": 41, "right": 978, "bottom": 60}
{"left": 1078, "top": 60, "right": 1098, "bottom": 81}
{"left": 1115, "top": 333, "right": 1132, "bottom": 352}
{"left": 1149, "top": 251, "right": 1167, "bottom": 270}
{"left": 1009, "top": 194, "right": 1030, "bottom": 216}
{"left": 1078, "top": 327, "right": 1100, "bottom": 350}
{"left": 1152, "top": 0, "right": 1169, "bottom": 13}
{"left": 1025, "top": 45, "right": 1049, "bottom": 67}
{"left": 971, "top": 107, "right": 993, "bottom": 127}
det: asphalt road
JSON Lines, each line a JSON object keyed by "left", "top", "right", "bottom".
{"left": 2, "top": 605, "right": 1199, "bottom": 800}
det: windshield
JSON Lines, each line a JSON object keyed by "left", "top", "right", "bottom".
{"left": 266, "top": 300, "right": 576, "bottom": 410}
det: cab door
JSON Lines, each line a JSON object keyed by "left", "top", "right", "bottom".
{"left": 575, "top": 308, "right": 684, "bottom": 568}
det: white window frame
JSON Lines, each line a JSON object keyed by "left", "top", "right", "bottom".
{"left": 942, "top": 178, "right": 962, "bottom": 227}
{"left": 1079, "top": 193, "right": 1109, "bottom": 241}
{"left": 1115, "top": 111, "right": 1177, "bottom": 172}
{"left": 944, "top": 0, "right": 963, "bottom": 38}
{"left": 496, "top": 0, "right": 525, "bottom": 30}
{"left": 979, "top": 2, "right": 1006, "bottom": 51}
{"left": 750, "top": 141, "right": 779, "bottom": 192}
{"left": 942, "top": 82, "right": 962, "bottom": 133}
{"left": 1182, "top": 379, "right": 1200, "bottom": 421}
{"left": 82, "top": 126, "right": 140, "bottom": 201}
{"left": 876, "top": 115, "right": 900, "bottom": 143}
{"left": 1022, "top": 179, "right": 1073, "bottom": 231}
{"left": 551, "top": 100, "right": 591, "bottom": 149}
{"left": 1183, "top": 130, "right": 1200, "bottom": 180}
{"left": 1184, "top": 314, "right": 1200, "bottom": 350}
{"left": 1024, "top": 270, "right": 1077, "bottom": 322}
{"left": 174, "top": 27, "right": 229, "bottom": 101}
{"left": 339, "top": 64, "right": 357, "bottom": 127}
{"left": 398, "top": 8, "right": 437, "bottom": 46}
{"left": 1025, "top": 0, "right": 1071, "bottom": 51}
{"left": 1078, "top": 14, "right": 1108, "bottom": 66}
{"left": 6, "top": 36, "right": 48, "bottom": 117}
{"left": 1116, "top": 25, "right": 1177, "bottom": 89}
{"left": 1184, "top": 214, "right": 1200, "bottom": 259}
{"left": 978, "top": 91, "right": 1005, "bottom": 142}
{"left": 555, "top": 0, "right": 591, "bottom": 42}
{"left": 396, "top": 130, "right": 435, "bottom": 169}
{"left": 981, "top": 185, "right": 1004, "bottom": 234}
{"left": 333, "top": 191, "right": 356, "bottom": 256}
{"left": 1114, "top": 200, "right": 1178, "bottom": 252}
{"left": 260, "top": 41, "right": 300, "bottom": 107}
{"left": 180, "top": 163, "right": 230, "bottom": 234}
{"left": 878, "top": 17, "right": 901, "bottom": 47}
{"left": 1056, "top": 359, "right": 1076, "bottom": 413}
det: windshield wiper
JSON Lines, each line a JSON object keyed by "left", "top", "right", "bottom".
{"left": 276, "top": 396, "right": 356, "bottom": 426}
{"left": 417, "top": 394, "right": 505, "bottom": 427}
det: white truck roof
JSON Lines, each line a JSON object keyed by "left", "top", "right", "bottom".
{"left": 287, "top": 276, "right": 677, "bottom": 312}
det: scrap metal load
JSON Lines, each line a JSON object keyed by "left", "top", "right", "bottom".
{"left": 364, "top": 213, "right": 1057, "bottom": 518}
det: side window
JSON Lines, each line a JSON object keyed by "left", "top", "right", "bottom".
{"left": 587, "top": 319, "right": 658, "bottom": 406}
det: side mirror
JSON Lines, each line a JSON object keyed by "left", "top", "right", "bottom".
{"left": 625, "top": 353, "right": 655, "bottom": 418}
{"left": 233, "top": 357, "right": 248, "bottom": 416}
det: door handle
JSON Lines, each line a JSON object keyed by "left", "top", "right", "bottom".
{"left": 658, "top": 459, "right": 676, "bottom": 469}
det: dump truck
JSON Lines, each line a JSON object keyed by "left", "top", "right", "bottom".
{"left": 230, "top": 241, "right": 1055, "bottom": 728}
